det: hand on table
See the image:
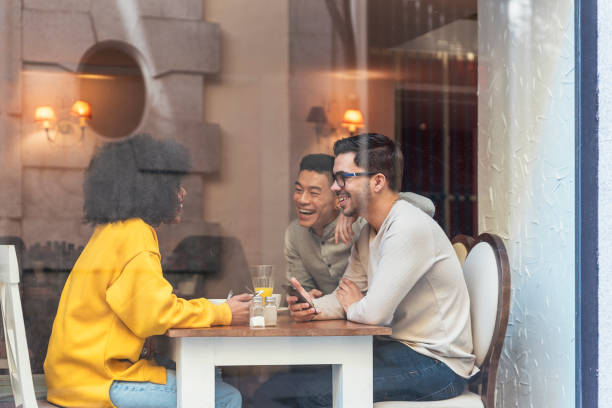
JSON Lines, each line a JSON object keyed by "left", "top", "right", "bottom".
{"left": 334, "top": 213, "right": 358, "bottom": 245}
{"left": 336, "top": 278, "right": 363, "bottom": 312}
{"left": 227, "top": 293, "right": 252, "bottom": 325}
{"left": 308, "top": 288, "right": 323, "bottom": 299}
{"left": 287, "top": 289, "right": 322, "bottom": 322}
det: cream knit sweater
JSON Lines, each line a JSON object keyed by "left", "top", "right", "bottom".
{"left": 313, "top": 200, "right": 477, "bottom": 378}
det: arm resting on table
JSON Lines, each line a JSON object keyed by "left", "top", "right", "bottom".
{"left": 106, "top": 251, "right": 232, "bottom": 338}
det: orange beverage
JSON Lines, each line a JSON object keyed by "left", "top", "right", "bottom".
{"left": 251, "top": 265, "right": 274, "bottom": 304}
{"left": 255, "top": 287, "right": 273, "bottom": 299}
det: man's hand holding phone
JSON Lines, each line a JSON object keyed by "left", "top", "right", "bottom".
{"left": 286, "top": 277, "right": 322, "bottom": 322}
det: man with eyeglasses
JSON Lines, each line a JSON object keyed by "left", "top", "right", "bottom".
{"left": 290, "top": 133, "right": 476, "bottom": 405}
{"left": 285, "top": 153, "right": 435, "bottom": 299}
{"left": 251, "top": 153, "right": 433, "bottom": 408}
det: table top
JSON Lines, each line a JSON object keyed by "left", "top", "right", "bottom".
{"left": 166, "top": 314, "right": 392, "bottom": 338}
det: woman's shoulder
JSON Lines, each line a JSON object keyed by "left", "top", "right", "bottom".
{"left": 97, "top": 218, "right": 159, "bottom": 252}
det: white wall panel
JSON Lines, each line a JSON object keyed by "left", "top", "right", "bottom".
{"left": 478, "top": 0, "right": 575, "bottom": 406}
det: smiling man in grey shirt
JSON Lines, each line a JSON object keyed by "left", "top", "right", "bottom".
{"left": 286, "top": 154, "right": 435, "bottom": 296}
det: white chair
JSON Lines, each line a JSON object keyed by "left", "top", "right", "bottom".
{"left": 0, "top": 245, "right": 55, "bottom": 408}
{"left": 374, "top": 233, "right": 511, "bottom": 408}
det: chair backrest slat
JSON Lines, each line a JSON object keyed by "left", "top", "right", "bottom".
{"left": 0, "top": 245, "right": 38, "bottom": 408}
{"left": 0, "top": 245, "right": 20, "bottom": 284}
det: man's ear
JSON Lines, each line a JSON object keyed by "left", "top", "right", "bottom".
{"left": 371, "top": 173, "right": 386, "bottom": 193}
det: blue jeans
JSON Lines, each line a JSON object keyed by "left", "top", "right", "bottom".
{"left": 252, "top": 365, "right": 328, "bottom": 408}
{"left": 296, "top": 338, "right": 466, "bottom": 407}
{"left": 109, "top": 369, "right": 242, "bottom": 408}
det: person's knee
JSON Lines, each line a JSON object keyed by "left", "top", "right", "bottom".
{"left": 216, "top": 382, "right": 242, "bottom": 408}
{"left": 228, "top": 389, "right": 242, "bottom": 407}
{"left": 222, "top": 388, "right": 242, "bottom": 408}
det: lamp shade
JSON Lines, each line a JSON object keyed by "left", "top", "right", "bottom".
{"left": 341, "top": 109, "right": 364, "bottom": 132}
{"left": 70, "top": 100, "right": 92, "bottom": 119}
{"left": 34, "top": 106, "right": 57, "bottom": 122}
{"left": 306, "top": 106, "right": 328, "bottom": 124}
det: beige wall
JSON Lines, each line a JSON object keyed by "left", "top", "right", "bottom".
{"left": 203, "top": 0, "right": 290, "bottom": 279}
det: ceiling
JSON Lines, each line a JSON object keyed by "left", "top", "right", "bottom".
{"left": 367, "top": 0, "right": 477, "bottom": 50}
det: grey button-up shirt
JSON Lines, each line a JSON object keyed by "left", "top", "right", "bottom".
{"left": 284, "top": 192, "right": 435, "bottom": 294}
{"left": 284, "top": 216, "right": 364, "bottom": 294}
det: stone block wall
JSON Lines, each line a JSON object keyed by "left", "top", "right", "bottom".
{"left": 6, "top": 0, "right": 223, "bottom": 251}
{"left": 0, "top": 0, "right": 230, "bottom": 373}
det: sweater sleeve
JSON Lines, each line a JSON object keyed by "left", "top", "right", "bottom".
{"left": 313, "top": 227, "right": 369, "bottom": 320}
{"left": 346, "top": 218, "right": 435, "bottom": 326}
{"left": 106, "top": 251, "right": 232, "bottom": 338}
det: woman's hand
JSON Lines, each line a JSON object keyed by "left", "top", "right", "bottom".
{"left": 336, "top": 278, "right": 363, "bottom": 311}
{"left": 226, "top": 293, "right": 252, "bottom": 325}
{"left": 334, "top": 213, "right": 358, "bottom": 245}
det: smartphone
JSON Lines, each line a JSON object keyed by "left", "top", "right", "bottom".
{"left": 288, "top": 277, "right": 319, "bottom": 314}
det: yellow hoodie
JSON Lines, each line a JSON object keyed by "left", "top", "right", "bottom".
{"left": 44, "top": 218, "right": 232, "bottom": 407}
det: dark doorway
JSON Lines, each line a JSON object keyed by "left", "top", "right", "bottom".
{"left": 397, "top": 56, "right": 477, "bottom": 236}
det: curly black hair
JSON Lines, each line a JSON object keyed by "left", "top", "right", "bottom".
{"left": 83, "top": 134, "right": 191, "bottom": 226}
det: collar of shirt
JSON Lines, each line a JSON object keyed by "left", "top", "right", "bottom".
{"left": 308, "top": 215, "right": 339, "bottom": 242}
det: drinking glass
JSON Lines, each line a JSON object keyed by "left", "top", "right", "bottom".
{"left": 250, "top": 265, "right": 274, "bottom": 300}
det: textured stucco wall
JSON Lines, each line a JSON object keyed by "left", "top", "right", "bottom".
{"left": 478, "top": 0, "right": 575, "bottom": 406}
{"left": 598, "top": 1, "right": 612, "bottom": 405}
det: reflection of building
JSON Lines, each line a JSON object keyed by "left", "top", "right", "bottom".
{"left": 2, "top": 1, "right": 222, "bottom": 256}
{"left": 0, "top": 0, "right": 226, "bottom": 376}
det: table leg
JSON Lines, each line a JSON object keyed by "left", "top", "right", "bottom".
{"left": 173, "top": 338, "right": 216, "bottom": 408}
{"left": 170, "top": 334, "right": 375, "bottom": 408}
{"left": 332, "top": 336, "right": 373, "bottom": 408}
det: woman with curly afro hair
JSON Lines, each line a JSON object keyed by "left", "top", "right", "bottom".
{"left": 44, "top": 134, "right": 251, "bottom": 408}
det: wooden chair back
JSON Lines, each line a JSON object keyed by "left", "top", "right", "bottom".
{"left": 373, "top": 233, "right": 510, "bottom": 408}
{"left": 463, "top": 233, "right": 511, "bottom": 407}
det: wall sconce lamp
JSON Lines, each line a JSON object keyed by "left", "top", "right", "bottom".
{"left": 35, "top": 100, "right": 92, "bottom": 143}
{"left": 341, "top": 109, "right": 364, "bottom": 136}
{"left": 306, "top": 106, "right": 330, "bottom": 137}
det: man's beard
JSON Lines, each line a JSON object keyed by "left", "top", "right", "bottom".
{"left": 340, "top": 189, "right": 369, "bottom": 218}
{"left": 340, "top": 206, "right": 358, "bottom": 218}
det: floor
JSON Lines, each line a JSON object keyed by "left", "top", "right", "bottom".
{"left": 0, "top": 373, "right": 46, "bottom": 406}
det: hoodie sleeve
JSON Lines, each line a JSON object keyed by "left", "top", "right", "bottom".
{"left": 313, "top": 226, "right": 370, "bottom": 320}
{"left": 106, "top": 251, "right": 232, "bottom": 338}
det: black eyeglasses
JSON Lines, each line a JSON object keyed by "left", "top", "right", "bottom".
{"left": 333, "top": 171, "right": 377, "bottom": 187}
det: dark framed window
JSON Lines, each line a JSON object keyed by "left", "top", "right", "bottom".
{"left": 575, "top": 0, "right": 598, "bottom": 406}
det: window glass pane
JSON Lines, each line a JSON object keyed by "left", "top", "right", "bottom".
{"left": 0, "top": 0, "right": 575, "bottom": 407}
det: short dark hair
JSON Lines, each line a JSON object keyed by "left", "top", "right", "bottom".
{"left": 83, "top": 134, "right": 191, "bottom": 226}
{"left": 333, "top": 133, "right": 403, "bottom": 191}
{"left": 299, "top": 154, "right": 334, "bottom": 180}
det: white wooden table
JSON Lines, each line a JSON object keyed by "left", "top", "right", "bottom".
{"left": 167, "top": 315, "right": 391, "bottom": 408}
